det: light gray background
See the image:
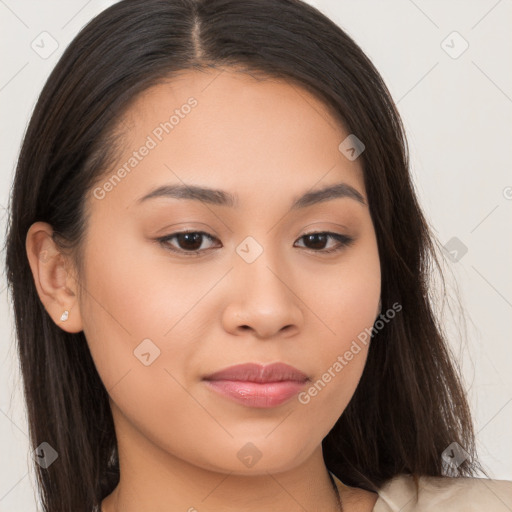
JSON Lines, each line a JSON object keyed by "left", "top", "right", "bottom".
{"left": 1, "top": 0, "right": 511, "bottom": 510}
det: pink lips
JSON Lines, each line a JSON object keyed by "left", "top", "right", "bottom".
{"left": 203, "top": 362, "right": 309, "bottom": 408}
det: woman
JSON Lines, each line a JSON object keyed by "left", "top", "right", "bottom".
{"left": 4, "top": 0, "right": 511, "bottom": 510}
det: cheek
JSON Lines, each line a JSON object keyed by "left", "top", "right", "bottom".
{"left": 298, "top": 284, "right": 377, "bottom": 429}
{"left": 296, "top": 346, "right": 368, "bottom": 439}
{"left": 79, "top": 220, "right": 218, "bottom": 406}
{"left": 304, "top": 232, "right": 381, "bottom": 342}
{"left": 296, "top": 236, "right": 380, "bottom": 420}
{"left": 77, "top": 223, "right": 172, "bottom": 387}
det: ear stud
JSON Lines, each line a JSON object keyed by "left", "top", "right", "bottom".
{"left": 60, "top": 310, "right": 69, "bottom": 322}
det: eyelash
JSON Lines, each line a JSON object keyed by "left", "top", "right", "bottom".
{"left": 155, "top": 230, "right": 355, "bottom": 256}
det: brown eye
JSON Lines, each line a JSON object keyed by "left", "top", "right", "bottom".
{"left": 295, "top": 232, "right": 355, "bottom": 254}
{"left": 157, "top": 231, "right": 218, "bottom": 254}
{"left": 303, "top": 233, "right": 329, "bottom": 250}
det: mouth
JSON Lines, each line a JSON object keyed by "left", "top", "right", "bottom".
{"left": 202, "top": 362, "right": 309, "bottom": 408}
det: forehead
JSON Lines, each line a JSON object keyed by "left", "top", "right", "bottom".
{"left": 92, "top": 68, "right": 366, "bottom": 210}
{"left": 125, "top": 67, "right": 343, "bottom": 126}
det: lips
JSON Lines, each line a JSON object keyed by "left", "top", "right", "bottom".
{"left": 203, "top": 362, "right": 309, "bottom": 383}
{"left": 203, "top": 362, "right": 309, "bottom": 408}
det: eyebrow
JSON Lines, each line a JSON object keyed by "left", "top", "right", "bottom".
{"left": 136, "top": 182, "right": 366, "bottom": 210}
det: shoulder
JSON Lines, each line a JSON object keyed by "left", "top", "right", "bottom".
{"left": 373, "top": 474, "right": 512, "bottom": 511}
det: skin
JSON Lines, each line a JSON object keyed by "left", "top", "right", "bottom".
{"left": 26, "top": 68, "right": 381, "bottom": 511}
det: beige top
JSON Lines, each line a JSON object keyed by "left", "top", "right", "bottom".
{"left": 331, "top": 473, "right": 512, "bottom": 511}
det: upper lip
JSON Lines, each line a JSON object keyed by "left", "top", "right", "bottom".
{"left": 203, "top": 362, "right": 309, "bottom": 383}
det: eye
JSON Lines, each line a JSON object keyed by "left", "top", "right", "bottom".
{"left": 156, "top": 230, "right": 355, "bottom": 256}
{"left": 294, "top": 231, "right": 355, "bottom": 254}
{"left": 157, "top": 231, "right": 219, "bottom": 255}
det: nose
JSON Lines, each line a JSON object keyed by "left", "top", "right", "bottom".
{"left": 221, "top": 249, "right": 304, "bottom": 339}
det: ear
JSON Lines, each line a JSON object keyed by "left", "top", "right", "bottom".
{"left": 25, "top": 222, "right": 83, "bottom": 333}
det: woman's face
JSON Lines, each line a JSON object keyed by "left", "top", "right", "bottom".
{"left": 76, "top": 68, "right": 381, "bottom": 474}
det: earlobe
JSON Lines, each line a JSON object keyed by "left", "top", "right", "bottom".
{"left": 25, "top": 222, "right": 83, "bottom": 333}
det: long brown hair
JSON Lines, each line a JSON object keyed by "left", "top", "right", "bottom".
{"left": 4, "top": 0, "right": 481, "bottom": 510}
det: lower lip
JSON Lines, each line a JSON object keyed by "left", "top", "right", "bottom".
{"left": 203, "top": 379, "right": 307, "bottom": 408}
